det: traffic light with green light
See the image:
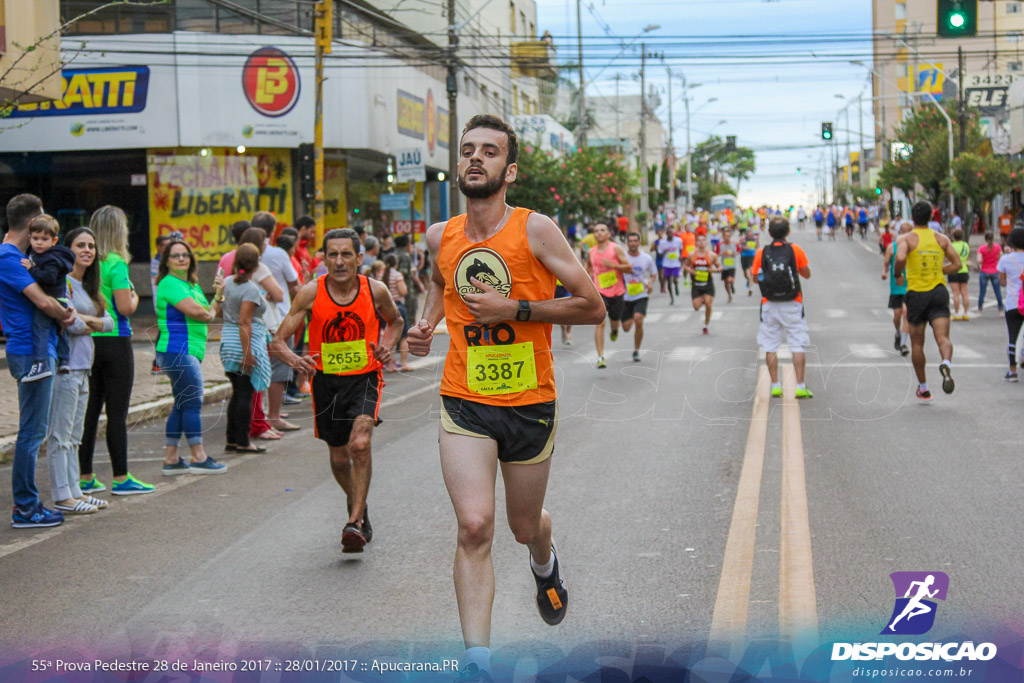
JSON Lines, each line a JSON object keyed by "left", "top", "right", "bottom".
{"left": 938, "top": 0, "right": 977, "bottom": 37}
{"left": 821, "top": 122, "right": 833, "bottom": 140}
{"left": 875, "top": 188, "right": 882, "bottom": 195}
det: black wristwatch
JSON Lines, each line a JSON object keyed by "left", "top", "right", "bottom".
{"left": 516, "top": 299, "right": 531, "bottom": 322}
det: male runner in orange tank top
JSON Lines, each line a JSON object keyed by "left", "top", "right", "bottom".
{"left": 408, "top": 114, "right": 605, "bottom": 678}
{"left": 270, "top": 229, "right": 403, "bottom": 553}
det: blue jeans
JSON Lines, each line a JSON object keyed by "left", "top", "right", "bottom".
{"left": 32, "top": 308, "right": 68, "bottom": 366}
{"left": 7, "top": 355, "right": 55, "bottom": 511}
{"left": 978, "top": 272, "right": 1004, "bottom": 311}
{"left": 156, "top": 351, "right": 204, "bottom": 446}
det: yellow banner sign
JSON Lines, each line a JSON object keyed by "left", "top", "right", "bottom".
{"left": 148, "top": 148, "right": 293, "bottom": 260}
{"left": 324, "top": 159, "right": 348, "bottom": 232}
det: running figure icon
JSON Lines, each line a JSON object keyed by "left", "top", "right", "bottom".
{"left": 888, "top": 574, "right": 939, "bottom": 632}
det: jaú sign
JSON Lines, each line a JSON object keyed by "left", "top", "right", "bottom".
{"left": 242, "top": 47, "right": 301, "bottom": 118}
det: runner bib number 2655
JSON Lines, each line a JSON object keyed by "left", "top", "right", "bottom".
{"left": 322, "top": 341, "right": 369, "bottom": 374}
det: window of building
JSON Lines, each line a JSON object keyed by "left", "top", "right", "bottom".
{"left": 63, "top": 0, "right": 172, "bottom": 35}
{"left": 897, "top": 62, "right": 909, "bottom": 78}
{"left": 529, "top": 21, "right": 535, "bottom": 39}
{"left": 1008, "top": 31, "right": 1024, "bottom": 43}
{"left": 176, "top": 0, "right": 218, "bottom": 32}
{"left": 519, "top": 11, "right": 526, "bottom": 35}
{"left": 1008, "top": 2, "right": 1022, "bottom": 14}
{"left": 509, "top": 2, "right": 516, "bottom": 34}
{"left": 1009, "top": 61, "right": 1023, "bottom": 72}
{"left": 898, "top": 93, "right": 909, "bottom": 109}
{"left": 894, "top": 2, "right": 907, "bottom": 20}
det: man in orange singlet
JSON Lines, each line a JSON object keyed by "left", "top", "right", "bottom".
{"left": 271, "top": 228, "right": 403, "bottom": 553}
{"left": 585, "top": 222, "right": 631, "bottom": 369}
{"left": 680, "top": 225, "right": 696, "bottom": 290}
{"left": 408, "top": 115, "right": 605, "bottom": 679}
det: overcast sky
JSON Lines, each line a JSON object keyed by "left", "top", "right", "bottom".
{"left": 535, "top": 0, "right": 874, "bottom": 209}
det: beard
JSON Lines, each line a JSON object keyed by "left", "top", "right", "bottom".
{"left": 458, "top": 166, "right": 508, "bottom": 199}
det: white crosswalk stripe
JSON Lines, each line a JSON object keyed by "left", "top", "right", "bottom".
{"left": 644, "top": 313, "right": 664, "bottom": 323}
{"left": 825, "top": 309, "right": 847, "bottom": 318}
{"left": 711, "top": 311, "right": 724, "bottom": 321}
{"left": 955, "top": 344, "right": 985, "bottom": 360}
{"left": 848, "top": 343, "right": 888, "bottom": 359}
{"left": 667, "top": 346, "right": 714, "bottom": 361}
{"left": 759, "top": 346, "right": 793, "bottom": 359}
{"left": 668, "top": 313, "right": 692, "bottom": 323}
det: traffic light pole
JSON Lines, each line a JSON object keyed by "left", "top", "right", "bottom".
{"left": 447, "top": 0, "right": 460, "bottom": 219}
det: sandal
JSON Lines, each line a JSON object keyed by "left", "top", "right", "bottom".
{"left": 224, "top": 444, "right": 238, "bottom": 452}
{"left": 255, "top": 430, "right": 282, "bottom": 440}
{"left": 81, "top": 495, "right": 108, "bottom": 509}
{"left": 235, "top": 445, "right": 268, "bottom": 454}
{"left": 54, "top": 498, "right": 97, "bottom": 514}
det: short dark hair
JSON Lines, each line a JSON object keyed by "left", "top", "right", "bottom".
{"left": 251, "top": 211, "right": 276, "bottom": 233}
{"left": 462, "top": 113, "right": 519, "bottom": 166}
{"left": 912, "top": 201, "right": 932, "bottom": 227}
{"left": 6, "top": 193, "right": 43, "bottom": 232}
{"left": 232, "top": 220, "right": 251, "bottom": 244}
{"left": 353, "top": 224, "right": 365, "bottom": 236}
{"left": 952, "top": 228, "right": 964, "bottom": 241}
{"left": 155, "top": 234, "right": 172, "bottom": 247}
{"left": 279, "top": 227, "right": 299, "bottom": 240}
{"left": 1009, "top": 227, "right": 1024, "bottom": 250}
{"left": 394, "top": 234, "right": 410, "bottom": 248}
{"left": 276, "top": 233, "right": 296, "bottom": 252}
{"left": 294, "top": 215, "right": 316, "bottom": 230}
{"left": 238, "top": 227, "right": 266, "bottom": 253}
{"left": 323, "top": 228, "right": 360, "bottom": 253}
{"left": 28, "top": 214, "right": 60, "bottom": 238}
{"left": 768, "top": 217, "right": 790, "bottom": 240}
{"left": 627, "top": 232, "right": 641, "bottom": 240}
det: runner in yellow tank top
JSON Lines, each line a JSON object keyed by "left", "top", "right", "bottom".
{"left": 894, "top": 201, "right": 963, "bottom": 400}
{"left": 407, "top": 115, "right": 605, "bottom": 676}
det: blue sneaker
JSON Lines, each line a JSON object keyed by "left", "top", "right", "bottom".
{"left": 189, "top": 457, "right": 226, "bottom": 475}
{"left": 12, "top": 504, "right": 64, "bottom": 528}
{"left": 111, "top": 474, "right": 155, "bottom": 495}
{"left": 162, "top": 458, "right": 190, "bottom": 476}
{"left": 79, "top": 475, "right": 107, "bottom": 494}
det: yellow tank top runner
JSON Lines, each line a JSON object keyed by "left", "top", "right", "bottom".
{"left": 905, "top": 228, "right": 947, "bottom": 292}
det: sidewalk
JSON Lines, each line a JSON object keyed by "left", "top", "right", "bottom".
{"left": 0, "top": 315, "right": 229, "bottom": 460}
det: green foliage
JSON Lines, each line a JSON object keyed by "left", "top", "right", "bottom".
{"left": 878, "top": 102, "right": 985, "bottom": 202}
{"left": 947, "top": 153, "right": 1023, "bottom": 211}
{"left": 834, "top": 182, "right": 878, "bottom": 205}
{"left": 508, "top": 144, "right": 637, "bottom": 221}
{"left": 683, "top": 134, "right": 755, "bottom": 206}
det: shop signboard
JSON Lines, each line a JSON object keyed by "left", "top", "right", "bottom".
{"left": 392, "top": 220, "right": 426, "bottom": 235}
{"left": 396, "top": 148, "right": 425, "bottom": 183}
{"left": 380, "top": 193, "right": 410, "bottom": 211}
{"left": 965, "top": 72, "right": 1017, "bottom": 117}
{"left": 147, "top": 148, "right": 294, "bottom": 261}
{"left": 323, "top": 159, "right": 348, "bottom": 231}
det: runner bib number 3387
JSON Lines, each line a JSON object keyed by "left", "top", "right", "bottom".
{"left": 322, "top": 341, "right": 369, "bottom": 374}
{"left": 467, "top": 342, "right": 538, "bottom": 395}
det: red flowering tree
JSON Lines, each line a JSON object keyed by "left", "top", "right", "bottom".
{"left": 508, "top": 144, "right": 637, "bottom": 224}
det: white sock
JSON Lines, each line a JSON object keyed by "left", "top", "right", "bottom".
{"left": 465, "top": 647, "right": 490, "bottom": 673}
{"left": 941, "top": 359, "right": 951, "bottom": 369}
{"left": 771, "top": 382, "right": 782, "bottom": 391}
{"left": 919, "top": 383, "right": 928, "bottom": 392}
{"left": 901, "top": 333, "right": 909, "bottom": 345}
{"left": 531, "top": 550, "right": 555, "bottom": 578}
{"left": 797, "top": 383, "right": 806, "bottom": 390}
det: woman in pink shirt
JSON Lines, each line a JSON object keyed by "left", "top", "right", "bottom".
{"left": 976, "top": 232, "right": 1004, "bottom": 313}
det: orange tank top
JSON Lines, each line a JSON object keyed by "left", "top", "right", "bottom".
{"left": 308, "top": 274, "right": 382, "bottom": 375}
{"left": 437, "top": 207, "right": 557, "bottom": 406}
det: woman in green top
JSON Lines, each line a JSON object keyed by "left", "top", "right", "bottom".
{"left": 79, "top": 206, "right": 154, "bottom": 496}
{"left": 155, "top": 240, "right": 225, "bottom": 475}
{"left": 948, "top": 228, "right": 971, "bottom": 321}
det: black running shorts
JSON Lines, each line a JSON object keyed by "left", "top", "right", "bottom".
{"left": 692, "top": 282, "right": 715, "bottom": 300}
{"left": 947, "top": 272, "right": 969, "bottom": 284}
{"left": 441, "top": 396, "right": 557, "bottom": 464}
{"left": 721, "top": 268, "right": 736, "bottom": 281}
{"left": 740, "top": 255, "right": 755, "bottom": 271}
{"left": 601, "top": 293, "right": 624, "bottom": 321}
{"left": 888, "top": 294, "right": 906, "bottom": 310}
{"left": 311, "top": 370, "right": 383, "bottom": 447}
{"left": 621, "top": 297, "right": 648, "bottom": 320}
{"left": 905, "top": 285, "right": 951, "bottom": 326}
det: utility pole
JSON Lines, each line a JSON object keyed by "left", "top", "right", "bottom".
{"left": 857, "top": 93, "right": 864, "bottom": 187}
{"left": 614, "top": 73, "right": 621, "bottom": 153}
{"left": 640, "top": 42, "right": 649, "bottom": 215}
{"left": 667, "top": 67, "right": 675, "bottom": 207}
{"left": 313, "top": 0, "right": 332, "bottom": 243}
{"left": 447, "top": 0, "right": 459, "bottom": 218}
{"left": 576, "top": 0, "right": 586, "bottom": 147}
{"left": 684, "top": 76, "right": 692, "bottom": 212}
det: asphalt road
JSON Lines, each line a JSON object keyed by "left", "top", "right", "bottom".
{"left": 1, "top": 226, "right": 1021, "bottom": 679}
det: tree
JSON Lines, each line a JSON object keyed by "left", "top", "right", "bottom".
{"left": 947, "top": 153, "right": 1023, "bottom": 237}
{"left": 877, "top": 101, "right": 985, "bottom": 203}
{"left": 507, "top": 144, "right": 637, "bottom": 224}
{"left": 683, "top": 134, "right": 756, "bottom": 206}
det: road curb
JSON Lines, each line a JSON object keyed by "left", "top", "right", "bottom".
{"left": 0, "top": 382, "right": 233, "bottom": 463}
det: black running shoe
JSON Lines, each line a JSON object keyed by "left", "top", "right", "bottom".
{"left": 939, "top": 364, "right": 955, "bottom": 394}
{"left": 362, "top": 505, "right": 372, "bottom": 544}
{"left": 894, "top": 331, "right": 901, "bottom": 352}
{"left": 901, "top": 345, "right": 910, "bottom": 357}
{"left": 455, "top": 664, "right": 493, "bottom": 682}
{"left": 341, "top": 522, "right": 367, "bottom": 553}
{"left": 531, "top": 546, "right": 568, "bottom": 625}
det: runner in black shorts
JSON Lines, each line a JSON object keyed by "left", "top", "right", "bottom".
{"left": 716, "top": 228, "right": 738, "bottom": 302}
{"left": 271, "top": 228, "right": 403, "bottom": 553}
{"left": 685, "top": 233, "right": 720, "bottom": 334}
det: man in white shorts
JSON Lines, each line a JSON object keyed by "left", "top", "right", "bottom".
{"left": 751, "top": 217, "right": 813, "bottom": 399}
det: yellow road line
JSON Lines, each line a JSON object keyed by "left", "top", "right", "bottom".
{"left": 708, "top": 364, "right": 770, "bottom": 655}
{"left": 779, "top": 365, "right": 819, "bottom": 650}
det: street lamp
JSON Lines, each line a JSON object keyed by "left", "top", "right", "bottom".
{"left": 681, "top": 87, "right": 719, "bottom": 212}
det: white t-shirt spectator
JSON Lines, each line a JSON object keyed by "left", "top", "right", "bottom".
{"left": 261, "top": 244, "right": 298, "bottom": 317}
{"left": 997, "top": 252, "right": 1024, "bottom": 311}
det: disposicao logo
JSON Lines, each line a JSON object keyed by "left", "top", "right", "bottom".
{"left": 883, "top": 571, "right": 948, "bottom": 635}
{"left": 831, "top": 571, "right": 997, "bottom": 663}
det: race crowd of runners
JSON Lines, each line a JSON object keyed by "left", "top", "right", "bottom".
{"left": 4, "top": 113, "right": 1024, "bottom": 681}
